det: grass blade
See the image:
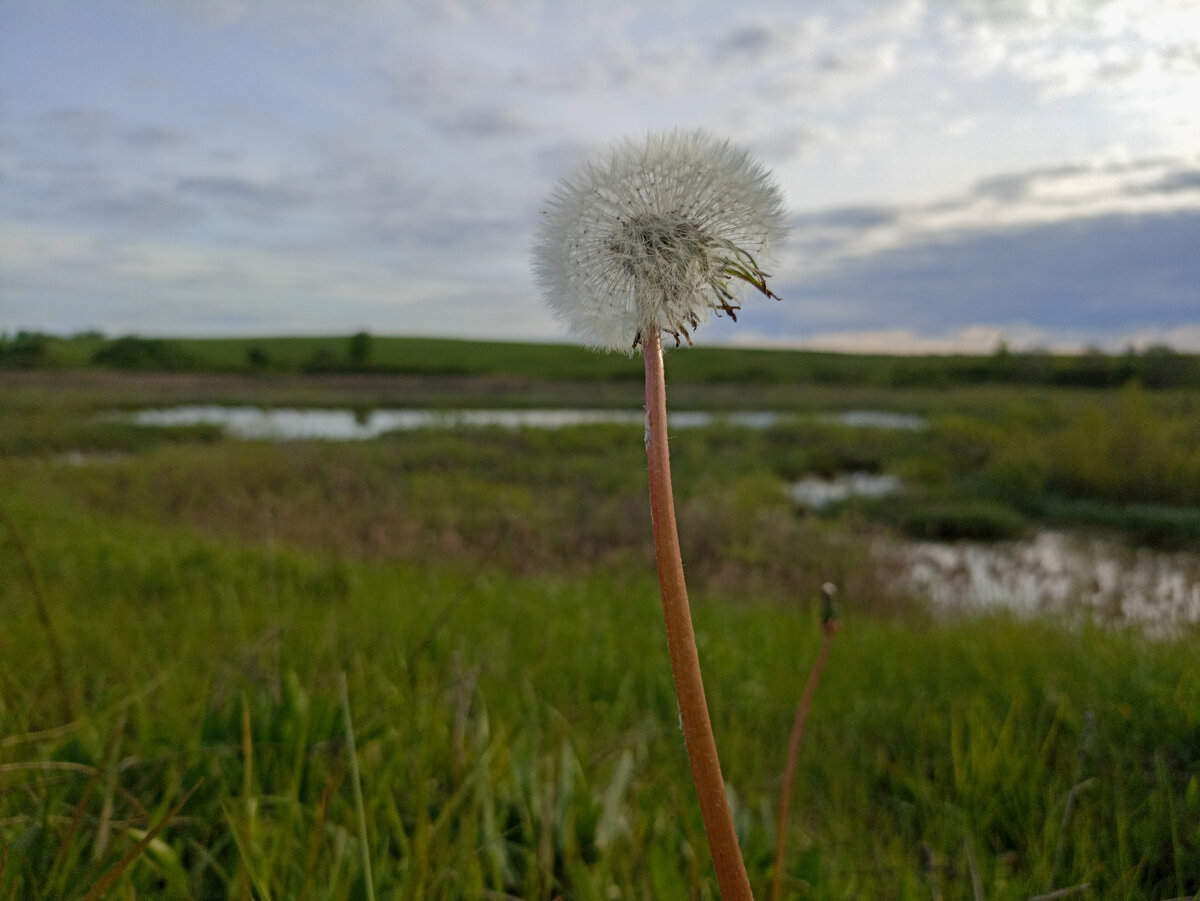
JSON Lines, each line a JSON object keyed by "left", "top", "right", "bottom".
{"left": 340, "top": 671, "right": 376, "bottom": 901}
{"left": 81, "top": 779, "right": 202, "bottom": 901}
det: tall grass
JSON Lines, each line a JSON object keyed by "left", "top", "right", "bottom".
{"left": 2, "top": 445, "right": 1198, "bottom": 898}
{"left": 2, "top": 369, "right": 1198, "bottom": 897}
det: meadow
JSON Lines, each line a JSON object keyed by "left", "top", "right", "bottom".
{"left": 1, "top": 337, "right": 1198, "bottom": 899}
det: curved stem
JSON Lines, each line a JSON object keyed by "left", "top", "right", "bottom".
{"left": 642, "top": 329, "right": 754, "bottom": 901}
{"left": 770, "top": 617, "right": 838, "bottom": 901}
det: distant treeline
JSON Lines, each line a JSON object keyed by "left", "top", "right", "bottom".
{"left": 3, "top": 329, "right": 1200, "bottom": 389}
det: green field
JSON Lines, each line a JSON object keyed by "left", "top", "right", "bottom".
{"left": 5, "top": 330, "right": 1200, "bottom": 391}
{"left": 1, "top": 339, "right": 1198, "bottom": 899}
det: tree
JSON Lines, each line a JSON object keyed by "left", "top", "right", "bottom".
{"left": 347, "top": 331, "right": 372, "bottom": 368}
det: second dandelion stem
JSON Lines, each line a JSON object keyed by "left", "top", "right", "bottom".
{"left": 643, "top": 329, "right": 754, "bottom": 901}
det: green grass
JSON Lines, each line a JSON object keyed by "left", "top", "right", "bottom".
{"left": 2, "top": 469, "right": 1197, "bottom": 899}
{"left": 1, "top": 360, "right": 1198, "bottom": 897}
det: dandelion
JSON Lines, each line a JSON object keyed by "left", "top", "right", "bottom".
{"left": 533, "top": 130, "right": 786, "bottom": 901}
{"left": 534, "top": 129, "right": 786, "bottom": 353}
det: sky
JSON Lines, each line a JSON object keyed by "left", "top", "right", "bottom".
{"left": 2, "top": 0, "right": 1198, "bottom": 353}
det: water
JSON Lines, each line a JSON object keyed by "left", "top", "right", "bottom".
{"left": 787, "top": 472, "right": 902, "bottom": 509}
{"left": 129, "top": 406, "right": 643, "bottom": 439}
{"left": 878, "top": 531, "right": 1200, "bottom": 638}
{"left": 782, "top": 474, "right": 1199, "bottom": 636}
{"left": 127, "top": 406, "right": 925, "bottom": 440}
{"left": 827, "top": 410, "right": 925, "bottom": 431}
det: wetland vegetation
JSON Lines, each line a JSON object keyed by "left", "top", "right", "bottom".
{"left": 1, "top": 335, "right": 1197, "bottom": 898}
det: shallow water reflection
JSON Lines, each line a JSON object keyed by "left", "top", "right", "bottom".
{"left": 787, "top": 472, "right": 902, "bottom": 509}
{"left": 878, "top": 531, "right": 1200, "bottom": 638}
{"left": 128, "top": 406, "right": 925, "bottom": 440}
{"left": 128, "top": 406, "right": 773, "bottom": 439}
{"left": 827, "top": 410, "right": 925, "bottom": 430}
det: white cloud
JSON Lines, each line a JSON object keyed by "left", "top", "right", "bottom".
{"left": 932, "top": 0, "right": 1200, "bottom": 143}
{"left": 781, "top": 324, "right": 1050, "bottom": 354}
{"left": 0, "top": 220, "right": 554, "bottom": 338}
{"left": 738, "top": 322, "right": 1200, "bottom": 354}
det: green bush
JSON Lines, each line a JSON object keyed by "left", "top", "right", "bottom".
{"left": 90, "top": 335, "right": 198, "bottom": 371}
{"left": 1041, "top": 383, "right": 1200, "bottom": 505}
{"left": 347, "top": 330, "right": 373, "bottom": 367}
{"left": 0, "top": 331, "right": 50, "bottom": 368}
{"left": 976, "top": 382, "right": 1200, "bottom": 516}
{"left": 246, "top": 344, "right": 271, "bottom": 369}
{"left": 1034, "top": 498, "right": 1200, "bottom": 550}
{"left": 299, "top": 344, "right": 339, "bottom": 372}
{"left": 877, "top": 497, "right": 1027, "bottom": 541}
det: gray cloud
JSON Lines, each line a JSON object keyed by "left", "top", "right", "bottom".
{"left": 72, "top": 188, "right": 202, "bottom": 231}
{"left": 533, "top": 139, "right": 592, "bottom": 180}
{"left": 122, "top": 125, "right": 189, "bottom": 149}
{"left": 967, "top": 168, "right": 1078, "bottom": 202}
{"left": 176, "top": 175, "right": 312, "bottom": 216}
{"left": 786, "top": 156, "right": 1200, "bottom": 279}
{"left": 38, "top": 107, "right": 117, "bottom": 145}
{"left": 1134, "top": 168, "right": 1200, "bottom": 197}
{"left": 713, "top": 24, "right": 777, "bottom": 61}
{"left": 433, "top": 106, "right": 530, "bottom": 140}
{"left": 791, "top": 205, "right": 899, "bottom": 230}
{"left": 757, "top": 209, "right": 1200, "bottom": 348}
{"left": 1162, "top": 41, "right": 1200, "bottom": 73}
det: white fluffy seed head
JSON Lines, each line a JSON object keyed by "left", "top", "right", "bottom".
{"left": 532, "top": 129, "right": 787, "bottom": 354}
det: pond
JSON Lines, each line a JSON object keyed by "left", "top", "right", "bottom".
{"left": 876, "top": 530, "right": 1200, "bottom": 639}
{"left": 787, "top": 472, "right": 902, "bottom": 509}
{"left": 781, "top": 476, "right": 1198, "bottom": 637}
{"left": 127, "top": 406, "right": 926, "bottom": 440}
{"left": 826, "top": 410, "right": 925, "bottom": 431}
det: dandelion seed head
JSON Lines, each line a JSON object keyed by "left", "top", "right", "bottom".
{"left": 533, "top": 129, "right": 787, "bottom": 354}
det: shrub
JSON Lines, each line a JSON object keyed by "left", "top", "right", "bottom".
{"left": 877, "top": 497, "right": 1027, "bottom": 541}
{"left": 90, "top": 335, "right": 197, "bottom": 371}
{"left": 347, "top": 331, "right": 373, "bottom": 367}
{"left": 1044, "top": 382, "right": 1200, "bottom": 505}
{"left": 247, "top": 345, "right": 271, "bottom": 369}
{"left": 300, "top": 345, "right": 338, "bottom": 373}
{"left": 0, "top": 331, "right": 50, "bottom": 368}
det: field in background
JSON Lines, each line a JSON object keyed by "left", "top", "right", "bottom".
{"left": 1, "top": 337, "right": 1198, "bottom": 898}
{"left": 5, "top": 329, "right": 1200, "bottom": 389}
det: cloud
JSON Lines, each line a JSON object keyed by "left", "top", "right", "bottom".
{"left": 0, "top": 219, "right": 554, "bottom": 339}
{"left": 743, "top": 322, "right": 1200, "bottom": 355}
{"left": 37, "top": 107, "right": 118, "bottom": 145}
{"left": 176, "top": 175, "right": 312, "bottom": 221}
{"left": 432, "top": 105, "right": 531, "bottom": 140}
{"left": 4, "top": 0, "right": 1199, "bottom": 349}
{"left": 71, "top": 188, "right": 203, "bottom": 232}
{"left": 935, "top": 0, "right": 1200, "bottom": 100}
{"left": 783, "top": 324, "right": 1052, "bottom": 355}
{"left": 122, "top": 125, "right": 189, "bottom": 149}
{"left": 758, "top": 207, "right": 1200, "bottom": 349}
{"left": 713, "top": 24, "right": 776, "bottom": 61}
{"left": 785, "top": 156, "right": 1200, "bottom": 277}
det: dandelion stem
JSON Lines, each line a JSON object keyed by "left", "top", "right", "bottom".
{"left": 643, "top": 329, "right": 754, "bottom": 901}
{"left": 771, "top": 606, "right": 839, "bottom": 901}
